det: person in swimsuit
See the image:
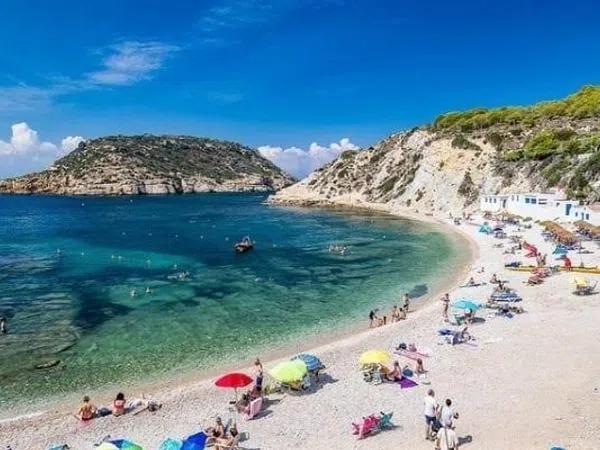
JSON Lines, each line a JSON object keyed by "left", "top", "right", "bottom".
{"left": 216, "top": 425, "right": 239, "bottom": 450}
{"left": 369, "top": 310, "right": 377, "bottom": 327}
{"left": 441, "top": 293, "right": 450, "bottom": 320}
{"left": 205, "top": 416, "right": 225, "bottom": 444}
{"left": 253, "top": 358, "right": 264, "bottom": 397}
{"left": 113, "top": 392, "right": 126, "bottom": 416}
{"left": 386, "top": 361, "right": 402, "bottom": 382}
{"left": 77, "top": 396, "right": 96, "bottom": 421}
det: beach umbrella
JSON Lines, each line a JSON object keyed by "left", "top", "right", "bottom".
{"left": 96, "top": 444, "right": 119, "bottom": 450}
{"left": 269, "top": 360, "right": 308, "bottom": 383}
{"left": 159, "top": 439, "right": 183, "bottom": 450}
{"left": 572, "top": 276, "right": 589, "bottom": 287}
{"left": 215, "top": 372, "right": 253, "bottom": 390}
{"left": 452, "top": 299, "right": 481, "bottom": 311}
{"left": 215, "top": 372, "right": 253, "bottom": 401}
{"left": 110, "top": 440, "right": 143, "bottom": 450}
{"left": 358, "top": 350, "right": 391, "bottom": 367}
{"left": 182, "top": 432, "right": 208, "bottom": 450}
{"left": 215, "top": 372, "right": 253, "bottom": 423}
{"left": 291, "top": 353, "right": 323, "bottom": 372}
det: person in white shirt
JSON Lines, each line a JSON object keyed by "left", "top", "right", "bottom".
{"left": 441, "top": 398, "right": 457, "bottom": 428}
{"left": 423, "top": 389, "right": 439, "bottom": 440}
{"left": 436, "top": 426, "right": 459, "bottom": 450}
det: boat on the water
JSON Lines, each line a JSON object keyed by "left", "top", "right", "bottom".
{"left": 234, "top": 236, "right": 254, "bottom": 253}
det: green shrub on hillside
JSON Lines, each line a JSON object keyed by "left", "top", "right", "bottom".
{"left": 451, "top": 134, "right": 481, "bottom": 151}
{"left": 434, "top": 85, "right": 600, "bottom": 131}
{"left": 543, "top": 159, "right": 571, "bottom": 186}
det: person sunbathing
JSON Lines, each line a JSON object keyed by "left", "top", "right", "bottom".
{"left": 386, "top": 361, "right": 402, "bottom": 381}
{"left": 77, "top": 396, "right": 96, "bottom": 421}
{"left": 467, "top": 277, "right": 476, "bottom": 286}
{"left": 490, "top": 273, "right": 498, "bottom": 284}
{"left": 205, "top": 417, "right": 225, "bottom": 443}
{"left": 415, "top": 358, "right": 425, "bottom": 375}
{"left": 215, "top": 426, "right": 239, "bottom": 450}
{"left": 112, "top": 392, "right": 126, "bottom": 417}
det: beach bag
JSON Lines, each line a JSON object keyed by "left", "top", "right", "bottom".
{"left": 97, "top": 407, "right": 112, "bottom": 417}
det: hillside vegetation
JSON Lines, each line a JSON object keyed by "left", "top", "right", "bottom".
{"left": 271, "top": 85, "right": 600, "bottom": 215}
{"left": 0, "top": 135, "right": 294, "bottom": 195}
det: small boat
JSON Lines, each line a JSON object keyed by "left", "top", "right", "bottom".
{"left": 234, "top": 236, "right": 254, "bottom": 253}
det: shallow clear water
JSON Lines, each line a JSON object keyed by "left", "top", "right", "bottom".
{"left": 0, "top": 193, "right": 465, "bottom": 408}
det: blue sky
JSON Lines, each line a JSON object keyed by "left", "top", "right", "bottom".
{"left": 1, "top": 0, "right": 599, "bottom": 178}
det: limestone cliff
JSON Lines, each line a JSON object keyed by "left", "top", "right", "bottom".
{"left": 0, "top": 135, "right": 294, "bottom": 195}
{"left": 270, "top": 86, "right": 600, "bottom": 217}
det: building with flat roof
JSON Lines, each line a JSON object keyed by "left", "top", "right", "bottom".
{"left": 480, "top": 191, "right": 599, "bottom": 225}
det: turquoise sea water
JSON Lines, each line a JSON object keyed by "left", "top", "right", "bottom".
{"left": 0, "top": 193, "right": 465, "bottom": 409}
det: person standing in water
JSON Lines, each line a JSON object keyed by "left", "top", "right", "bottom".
{"left": 403, "top": 293, "right": 411, "bottom": 313}
{"left": 0, "top": 317, "right": 7, "bottom": 334}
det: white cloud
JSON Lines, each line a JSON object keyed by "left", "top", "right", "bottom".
{"left": 60, "top": 135, "right": 85, "bottom": 154}
{"left": 0, "top": 123, "right": 84, "bottom": 178}
{"left": 88, "top": 41, "right": 181, "bottom": 86}
{"left": 258, "top": 138, "right": 359, "bottom": 179}
{"left": 0, "top": 40, "right": 180, "bottom": 111}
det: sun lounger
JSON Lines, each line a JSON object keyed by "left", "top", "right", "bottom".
{"left": 574, "top": 281, "right": 597, "bottom": 296}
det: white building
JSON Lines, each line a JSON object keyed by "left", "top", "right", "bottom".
{"left": 479, "top": 191, "right": 600, "bottom": 226}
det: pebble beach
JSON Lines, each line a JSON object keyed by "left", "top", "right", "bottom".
{"left": 2, "top": 214, "right": 600, "bottom": 450}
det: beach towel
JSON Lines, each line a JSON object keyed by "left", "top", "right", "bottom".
{"left": 398, "top": 377, "right": 418, "bottom": 389}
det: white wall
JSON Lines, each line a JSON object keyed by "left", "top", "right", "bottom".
{"left": 479, "top": 192, "right": 600, "bottom": 225}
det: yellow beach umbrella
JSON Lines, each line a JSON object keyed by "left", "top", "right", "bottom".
{"left": 359, "top": 350, "right": 391, "bottom": 367}
{"left": 96, "top": 444, "right": 119, "bottom": 450}
{"left": 572, "top": 276, "right": 589, "bottom": 287}
{"left": 269, "top": 360, "right": 307, "bottom": 383}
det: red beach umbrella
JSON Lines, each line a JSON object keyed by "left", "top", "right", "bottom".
{"left": 215, "top": 372, "right": 253, "bottom": 389}
{"left": 215, "top": 372, "right": 253, "bottom": 424}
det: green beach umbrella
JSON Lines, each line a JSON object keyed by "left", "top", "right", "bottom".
{"left": 452, "top": 299, "right": 481, "bottom": 311}
{"left": 269, "top": 360, "right": 307, "bottom": 383}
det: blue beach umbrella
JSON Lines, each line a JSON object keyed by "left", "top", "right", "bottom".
{"left": 452, "top": 299, "right": 481, "bottom": 311}
{"left": 182, "top": 432, "right": 208, "bottom": 450}
{"left": 292, "top": 353, "right": 323, "bottom": 372}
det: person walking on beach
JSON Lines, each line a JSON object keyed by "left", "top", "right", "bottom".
{"left": 424, "top": 389, "right": 439, "bottom": 440}
{"left": 0, "top": 317, "right": 7, "bottom": 334}
{"left": 441, "top": 294, "right": 450, "bottom": 321}
{"left": 441, "top": 398, "right": 458, "bottom": 428}
{"left": 403, "top": 293, "right": 411, "bottom": 313}
{"left": 435, "top": 425, "right": 459, "bottom": 450}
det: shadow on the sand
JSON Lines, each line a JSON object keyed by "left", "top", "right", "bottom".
{"left": 459, "top": 435, "right": 474, "bottom": 446}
